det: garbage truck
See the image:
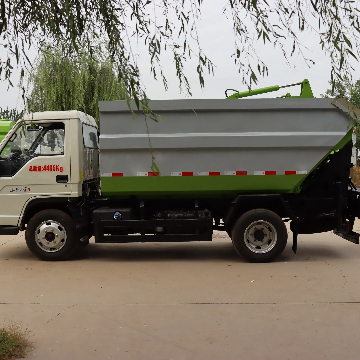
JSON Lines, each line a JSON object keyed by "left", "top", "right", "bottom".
{"left": 0, "top": 80, "right": 359, "bottom": 262}
{"left": 0, "top": 119, "right": 14, "bottom": 142}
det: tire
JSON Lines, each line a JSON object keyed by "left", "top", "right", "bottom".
{"left": 25, "top": 209, "right": 78, "bottom": 261}
{"left": 231, "top": 209, "right": 287, "bottom": 263}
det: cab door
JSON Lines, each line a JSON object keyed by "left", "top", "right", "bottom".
{"left": 0, "top": 120, "right": 71, "bottom": 226}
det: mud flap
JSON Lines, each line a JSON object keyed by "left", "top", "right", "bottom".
{"left": 292, "top": 219, "right": 298, "bottom": 254}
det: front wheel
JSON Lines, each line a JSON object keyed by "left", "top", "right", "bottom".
{"left": 231, "top": 209, "right": 288, "bottom": 263}
{"left": 25, "top": 209, "right": 78, "bottom": 261}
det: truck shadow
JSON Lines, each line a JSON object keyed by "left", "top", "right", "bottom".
{"left": 281, "top": 245, "right": 352, "bottom": 262}
{"left": 73, "top": 241, "right": 347, "bottom": 263}
{"left": 76, "top": 242, "right": 240, "bottom": 262}
{"left": 2, "top": 240, "right": 350, "bottom": 263}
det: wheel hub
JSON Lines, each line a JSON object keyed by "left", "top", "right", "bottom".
{"left": 45, "top": 232, "right": 56, "bottom": 241}
{"left": 35, "top": 220, "right": 67, "bottom": 253}
{"left": 253, "top": 229, "right": 265, "bottom": 242}
{"left": 244, "top": 220, "right": 277, "bottom": 253}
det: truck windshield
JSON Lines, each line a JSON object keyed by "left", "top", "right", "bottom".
{"left": 0, "top": 122, "right": 65, "bottom": 177}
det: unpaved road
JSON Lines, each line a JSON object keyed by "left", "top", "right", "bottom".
{"left": 2, "top": 223, "right": 360, "bottom": 360}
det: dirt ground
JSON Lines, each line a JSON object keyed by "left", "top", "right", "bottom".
{"left": 2, "top": 223, "right": 360, "bottom": 360}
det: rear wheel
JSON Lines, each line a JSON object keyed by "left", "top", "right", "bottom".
{"left": 231, "top": 209, "right": 287, "bottom": 263}
{"left": 25, "top": 209, "right": 78, "bottom": 261}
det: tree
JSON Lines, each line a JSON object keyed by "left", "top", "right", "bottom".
{"left": 1, "top": 1, "right": 360, "bottom": 110}
{"left": 323, "top": 78, "right": 360, "bottom": 107}
{"left": 0, "top": 107, "right": 23, "bottom": 122}
{"left": 26, "top": 43, "right": 126, "bottom": 123}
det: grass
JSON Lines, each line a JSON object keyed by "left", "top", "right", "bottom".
{"left": 0, "top": 322, "right": 32, "bottom": 360}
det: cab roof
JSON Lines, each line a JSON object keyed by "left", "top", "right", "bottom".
{"left": 23, "top": 110, "right": 97, "bottom": 128}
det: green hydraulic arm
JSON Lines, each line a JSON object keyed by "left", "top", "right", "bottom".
{"left": 225, "top": 79, "right": 314, "bottom": 99}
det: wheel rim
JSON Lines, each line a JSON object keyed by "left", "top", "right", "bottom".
{"left": 35, "top": 220, "right": 67, "bottom": 253}
{"left": 244, "top": 220, "right": 277, "bottom": 254}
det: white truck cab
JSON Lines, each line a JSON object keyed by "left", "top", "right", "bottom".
{"left": 0, "top": 111, "right": 99, "bottom": 260}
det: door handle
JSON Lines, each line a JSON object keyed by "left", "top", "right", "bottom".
{"left": 56, "top": 175, "right": 68, "bottom": 183}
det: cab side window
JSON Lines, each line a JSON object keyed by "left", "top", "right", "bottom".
{"left": 0, "top": 122, "right": 65, "bottom": 177}
{"left": 82, "top": 124, "right": 98, "bottom": 149}
{"left": 35, "top": 128, "right": 65, "bottom": 155}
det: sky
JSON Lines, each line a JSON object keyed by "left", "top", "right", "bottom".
{"left": 1, "top": 1, "right": 359, "bottom": 111}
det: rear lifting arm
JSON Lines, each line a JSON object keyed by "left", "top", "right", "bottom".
{"left": 334, "top": 184, "right": 360, "bottom": 244}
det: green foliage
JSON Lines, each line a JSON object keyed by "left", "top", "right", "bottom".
{"left": 0, "top": 323, "right": 32, "bottom": 360}
{"left": 323, "top": 78, "right": 360, "bottom": 107}
{"left": 1, "top": 1, "right": 360, "bottom": 109}
{"left": 323, "top": 77, "right": 360, "bottom": 149}
{"left": 0, "top": 107, "right": 23, "bottom": 122}
{"left": 26, "top": 44, "right": 126, "bottom": 123}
